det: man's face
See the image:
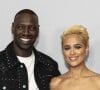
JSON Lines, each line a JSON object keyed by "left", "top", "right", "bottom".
{"left": 12, "top": 13, "right": 39, "bottom": 50}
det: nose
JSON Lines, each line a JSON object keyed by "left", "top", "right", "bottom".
{"left": 70, "top": 48, "right": 75, "bottom": 55}
{"left": 24, "top": 29, "right": 29, "bottom": 34}
{"left": 22, "top": 27, "right": 30, "bottom": 36}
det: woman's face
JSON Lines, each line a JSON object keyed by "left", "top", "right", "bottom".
{"left": 62, "top": 34, "right": 88, "bottom": 67}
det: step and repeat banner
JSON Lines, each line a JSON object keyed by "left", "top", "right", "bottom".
{"left": 0, "top": 0, "right": 100, "bottom": 74}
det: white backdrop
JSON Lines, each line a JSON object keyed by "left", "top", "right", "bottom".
{"left": 0, "top": 0, "right": 100, "bottom": 74}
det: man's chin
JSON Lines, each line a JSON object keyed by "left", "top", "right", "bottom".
{"left": 18, "top": 44, "right": 33, "bottom": 51}
{"left": 14, "top": 40, "right": 34, "bottom": 50}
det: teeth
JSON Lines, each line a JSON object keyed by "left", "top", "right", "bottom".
{"left": 70, "top": 57, "right": 77, "bottom": 60}
{"left": 20, "top": 38, "right": 31, "bottom": 42}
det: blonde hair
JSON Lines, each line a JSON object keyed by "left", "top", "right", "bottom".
{"left": 61, "top": 25, "right": 89, "bottom": 47}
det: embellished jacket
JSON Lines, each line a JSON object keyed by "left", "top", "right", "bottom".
{"left": 0, "top": 42, "right": 60, "bottom": 90}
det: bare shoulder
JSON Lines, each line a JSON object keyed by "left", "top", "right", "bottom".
{"left": 50, "top": 73, "right": 69, "bottom": 90}
{"left": 94, "top": 74, "right": 100, "bottom": 87}
{"left": 90, "top": 73, "right": 100, "bottom": 86}
{"left": 50, "top": 76, "right": 61, "bottom": 90}
{"left": 50, "top": 76, "right": 62, "bottom": 88}
{"left": 94, "top": 74, "right": 100, "bottom": 81}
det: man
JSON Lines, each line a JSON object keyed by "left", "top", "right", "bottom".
{"left": 0, "top": 9, "right": 60, "bottom": 90}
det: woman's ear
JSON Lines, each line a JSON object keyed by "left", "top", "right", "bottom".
{"left": 86, "top": 45, "right": 89, "bottom": 56}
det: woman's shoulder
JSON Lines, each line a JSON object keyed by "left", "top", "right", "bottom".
{"left": 92, "top": 73, "right": 100, "bottom": 81}
{"left": 93, "top": 74, "right": 100, "bottom": 86}
{"left": 50, "top": 72, "right": 69, "bottom": 87}
{"left": 50, "top": 76, "right": 62, "bottom": 86}
{"left": 89, "top": 72, "right": 100, "bottom": 86}
{"left": 50, "top": 73, "right": 67, "bottom": 89}
{"left": 50, "top": 76, "right": 61, "bottom": 90}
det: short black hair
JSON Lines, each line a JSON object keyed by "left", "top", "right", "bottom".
{"left": 14, "top": 9, "right": 38, "bottom": 22}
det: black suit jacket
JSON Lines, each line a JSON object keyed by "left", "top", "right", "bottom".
{"left": 0, "top": 42, "right": 60, "bottom": 90}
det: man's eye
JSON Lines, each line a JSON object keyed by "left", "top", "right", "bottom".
{"left": 30, "top": 26, "right": 36, "bottom": 30}
{"left": 29, "top": 26, "right": 39, "bottom": 30}
{"left": 16, "top": 25, "right": 24, "bottom": 30}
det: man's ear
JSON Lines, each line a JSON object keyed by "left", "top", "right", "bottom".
{"left": 12, "top": 22, "right": 14, "bottom": 34}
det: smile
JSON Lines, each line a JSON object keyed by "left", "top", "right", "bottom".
{"left": 20, "top": 38, "right": 31, "bottom": 42}
{"left": 69, "top": 56, "right": 78, "bottom": 61}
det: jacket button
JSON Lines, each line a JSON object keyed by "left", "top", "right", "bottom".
{"left": 22, "top": 84, "right": 26, "bottom": 88}
{"left": 20, "top": 65, "right": 24, "bottom": 68}
{"left": 2, "top": 86, "right": 6, "bottom": 90}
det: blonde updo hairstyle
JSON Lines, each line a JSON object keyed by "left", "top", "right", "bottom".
{"left": 61, "top": 25, "right": 89, "bottom": 47}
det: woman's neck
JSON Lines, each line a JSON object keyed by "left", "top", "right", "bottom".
{"left": 68, "top": 63, "right": 89, "bottom": 79}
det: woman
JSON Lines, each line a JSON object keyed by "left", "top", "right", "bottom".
{"left": 50, "top": 25, "right": 100, "bottom": 90}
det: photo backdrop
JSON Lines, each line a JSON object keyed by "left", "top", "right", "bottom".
{"left": 0, "top": 0, "right": 100, "bottom": 74}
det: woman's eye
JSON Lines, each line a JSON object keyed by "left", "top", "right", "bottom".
{"left": 64, "top": 47, "right": 70, "bottom": 50}
{"left": 75, "top": 45, "right": 82, "bottom": 49}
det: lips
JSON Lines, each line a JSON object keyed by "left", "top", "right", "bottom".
{"left": 19, "top": 38, "right": 33, "bottom": 44}
{"left": 20, "top": 38, "right": 31, "bottom": 42}
{"left": 69, "top": 56, "right": 78, "bottom": 61}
